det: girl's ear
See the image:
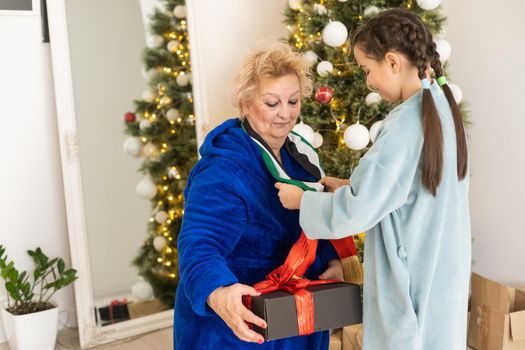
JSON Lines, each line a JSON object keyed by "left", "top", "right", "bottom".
{"left": 384, "top": 52, "right": 401, "bottom": 73}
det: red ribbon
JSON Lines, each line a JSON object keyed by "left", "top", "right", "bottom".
{"left": 244, "top": 231, "right": 358, "bottom": 336}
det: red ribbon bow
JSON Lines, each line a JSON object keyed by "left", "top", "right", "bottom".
{"left": 244, "top": 231, "right": 357, "bottom": 336}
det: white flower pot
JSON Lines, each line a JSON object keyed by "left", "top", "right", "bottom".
{"left": 0, "top": 302, "right": 58, "bottom": 350}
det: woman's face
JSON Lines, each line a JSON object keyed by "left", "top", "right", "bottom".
{"left": 243, "top": 74, "right": 301, "bottom": 148}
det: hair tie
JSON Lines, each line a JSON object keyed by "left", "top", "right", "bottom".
{"left": 421, "top": 78, "right": 431, "bottom": 89}
{"left": 437, "top": 76, "right": 448, "bottom": 86}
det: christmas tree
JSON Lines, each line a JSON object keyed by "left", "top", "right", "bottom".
{"left": 122, "top": 0, "right": 197, "bottom": 307}
{"left": 284, "top": 0, "right": 465, "bottom": 259}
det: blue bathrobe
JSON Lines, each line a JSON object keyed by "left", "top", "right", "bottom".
{"left": 174, "top": 118, "right": 338, "bottom": 349}
{"left": 300, "top": 82, "right": 471, "bottom": 350}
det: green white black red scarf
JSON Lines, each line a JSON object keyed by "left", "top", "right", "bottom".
{"left": 242, "top": 120, "right": 325, "bottom": 192}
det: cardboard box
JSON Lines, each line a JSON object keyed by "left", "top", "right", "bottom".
{"left": 250, "top": 282, "right": 362, "bottom": 340}
{"left": 128, "top": 299, "right": 169, "bottom": 319}
{"left": 468, "top": 272, "right": 525, "bottom": 349}
{"left": 329, "top": 329, "right": 342, "bottom": 350}
{"left": 342, "top": 323, "right": 362, "bottom": 350}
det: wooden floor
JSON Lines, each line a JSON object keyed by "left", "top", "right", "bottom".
{"left": 0, "top": 327, "right": 475, "bottom": 349}
{"left": 0, "top": 327, "right": 173, "bottom": 350}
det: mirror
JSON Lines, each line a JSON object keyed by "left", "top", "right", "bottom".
{"left": 47, "top": 0, "right": 182, "bottom": 347}
{"left": 48, "top": 0, "right": 289, "bottom": 347}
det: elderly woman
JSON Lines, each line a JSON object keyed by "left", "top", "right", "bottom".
{"left": 173, "top": 42, "right": 342, "bottom": 349}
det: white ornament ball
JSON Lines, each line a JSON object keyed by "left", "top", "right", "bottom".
{"left": 131, "top": 278, "right": 154, "bottom": 301}
{"left": 434, "top": 38, "right": 452, "bottom": 62}
{"left": 136, "top": 176, "right": 157, "bottom": 199}
{"left": 303, "top": 50, "right": 318, "bottom": 66}
{"left": 149, "top": 35, "right": 164, "bottom": 48}
{"left": 293, "top": 122, "right": 315, "bottom": 145}
{"left": 338, "top": 0, "right": 349, "bottom": 2}
{"left": 153, "top": 235, "right": 168, "bottom": 252}
{"left": 365, "top": 92, "right": 382, "bottom": 105}
{"left": 166, "top": 108, "right": 179, "bottom": 122}
{"left": 416, "top": 0, "right": 442, "bottom": 11}
{"left": 123, "top": 137, "right": 142, "bottom": 157}
{"left": 322, "top": 21, "right": 349, "bottom": 48}
{"left": 142, "top": 90, "right": 156, "bottom": 103}
{"left": 167, "top": 40, "right": 180, "bottom": 52}
{"left": 159, "top": 96, "right": 172, "bottom": 106}
{"left": 143, "top": 143, "right": 158, "bottom": 159}
{"left": 369, "top": 120, "right": 384, "bottom": 144}
{"left": 364, "top": 5, "right": 380, "bottom": 17}
{"left": 176, "top": 73, "right": 190, "bottom": 87}
{"left": 155, "top": 210, "right": 169, "bottom": 224}
{"left": 173, "top": 5, "right": 186, "bottom": 18}
{"left": 316, "top": 61, "right": 334, "bottom": 77}
{"left": 448, "top": 83, "right": 463, "bottom": 103}
{"left": 288, "top": 0, "right": 303, "bottom": 11}
{"left": 314, "top": 4, "right": 327, "bottom": 15}
{"left": 344, "top": 123, "right": 370, "bottom": 150}
{"left": 139, "top": 119, "right": 152, "bottom": 131}
{"left": 141, "top": 67, "right": 156, "bottom": 80}
{"left": 312, "top": 132, "right": 324, "bottom": 148}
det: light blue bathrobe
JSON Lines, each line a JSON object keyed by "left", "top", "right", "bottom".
{"left": 300, "top": 82, "right": 471, "bottom": 350}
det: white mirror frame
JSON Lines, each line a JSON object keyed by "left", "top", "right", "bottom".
{"left": 46, "top": 1, "right": 173, "bottom": 348}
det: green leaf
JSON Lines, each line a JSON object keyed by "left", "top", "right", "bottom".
{"left": 57, "top": 259, "right": 65, "bottom": 274}
{"left": 8, "top": 267, "right": 18, "bottom": 282}
{"left": 47, "top": 258, "right": 58, "bottom": 269}
{"left": 5, "top": 282, "right": 20, "bottom": 301}
{"left": 33, "top": 267, "right": 41, "bottom": 281}
{"left": 44, "top": 281, "right": 58, "bottom": 290}
{"left": 18, "top": 271, "right": 27, "bottom": 283}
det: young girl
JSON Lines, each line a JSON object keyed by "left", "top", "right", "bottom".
{"left": 276, "top": 9, "right": 471, "bottom": 350}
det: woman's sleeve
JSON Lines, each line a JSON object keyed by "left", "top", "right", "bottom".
{"left": 178, "top": 165, "right": 246, "bottom": 316}
{"left": 316, "top": 239, "right": 339, "bottom": 266}
{"left": 300, "top": 110, "right": 422, "bottom": 240}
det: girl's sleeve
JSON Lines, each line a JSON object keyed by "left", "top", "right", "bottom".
{"left": 300, "top": 109, "right": 422, "bottom": 239}
{"left": 178, "top": 165, "right": 246, "bottom": 316}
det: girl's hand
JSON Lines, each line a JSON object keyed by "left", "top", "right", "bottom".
{"left": 319, "top": 259, "right": 344, "bottom": 281}
{"left": 274, "top": 183, "right": 304, "bottom": 209}
{"left": 207, "top": 283, "right": 267, "bottom": 344}
{"left": 320, "top": 176, "right": 350, "bottom": 192}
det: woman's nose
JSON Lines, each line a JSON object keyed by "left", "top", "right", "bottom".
{"left": 278, "top": 104, "right": 291, "bottom": 119}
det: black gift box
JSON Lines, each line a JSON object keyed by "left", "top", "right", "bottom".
{"left": 97, "top": 302, "right": 130, "bottom": 326}
{"left": 250, "top": 282, "right": 362, "bottom": 340}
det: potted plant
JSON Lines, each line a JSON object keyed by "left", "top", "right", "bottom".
{"left": 0, "top": 245, "right": 77, "bottom": 350}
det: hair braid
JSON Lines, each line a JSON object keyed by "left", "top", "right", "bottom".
{"left": 428, "top": 40, "right": 469, "bottom": 180}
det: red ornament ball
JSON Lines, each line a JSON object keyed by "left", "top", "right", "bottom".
{"left": 124, "top": 112, "right": 136, "bottom": 123}
{"left": 315, "top": 87, "right": 334, "bottom": 104}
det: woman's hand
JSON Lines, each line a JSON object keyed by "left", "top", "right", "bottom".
{"left": 319, "top": 259, "right": 344, "bottom": 281}
{"left": 207, "top": 283, "right": 267, "bottom": 344}
{"left": 320, "top": 176, "right": 350, "bottom": 192}
{"left": 274, "top": 183, "right": 304, "bottom": 209}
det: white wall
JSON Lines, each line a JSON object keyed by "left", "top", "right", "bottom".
{"left": 443, "top": 0, "right": 525, "bottom": 287}
{"left": 187, "top": 0, "right": 288, "bottom": 145}
{"left": 0, "top": 11, "right": 74, "bottom": 342}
